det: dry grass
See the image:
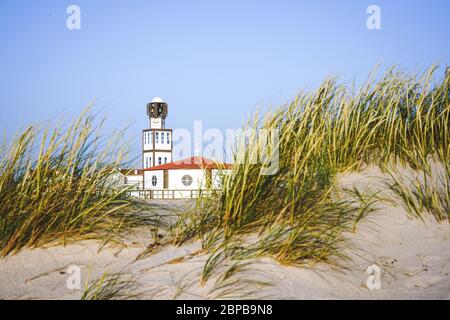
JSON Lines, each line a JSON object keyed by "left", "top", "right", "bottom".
{"left": 172, "top": 65, "right": 450, "bottom": 283}
{"left": 385, "top": 162, "right": 449, "bottom": 222}
{"left": 81, "top": 272, "right": 141, "bottom": 300}
{"left": 0, "top": 109, "right": 164, "bottom": 256}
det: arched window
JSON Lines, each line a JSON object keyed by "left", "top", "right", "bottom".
{"left": 161, "top": 132, "right": 164, "bottom": 143}
{"left": 167, "top": 133, "right": 170, "bottom": 144}
{"left": 164, "top": 157, "right": 167, "bottom": 164}
{"left": 155, "top": 132, "right": 159, "bottom": 144}
{"left": 182, "top": 175, "right": 193, "bottom": 187}
{"left": 152, "top": 175, "right": 157, "bottom": 186}
{"left": 158, "top": 157, "right": 162, "bottom": 165}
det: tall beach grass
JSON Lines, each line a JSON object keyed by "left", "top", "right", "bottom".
{"left": 172, "top": 66, "right": 450, "bottom": 280}
{"left": 0, "top": 109, "right": 161, "bottom": 256}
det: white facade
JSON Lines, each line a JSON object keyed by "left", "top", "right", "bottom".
{"left": 143, "top": 131, "right": 153, "bottom": 151}
{"left": 154, "top": 151, "right": 171, "bottom": 166}
{"left": 124, "top": 174, "right": 143, "bottom": 189}
{"left": 120, "top": 97, "right": 233, "bottom": 199}
{"left": 143, "top": 167, "right": 231, "bottom": 199}
{"left": 150, "top": 117, "right": 163, "bottom": 129}
{"left": 115, "top": 169, "right": 144, "bottom": 197}
{"left": 143, "top": 170, "right": 164, "bottom": 189}
{"left": 155, "top": 131, "right": 172, "bottom": 150}
{"left": 169, "top": 169, "right": 207, "bottom": 189}
{"left": 143, "top": 131, "right": 172, "bottom": 151}
{"left": 143, "top": 152, "right": 152, "bottom": 169}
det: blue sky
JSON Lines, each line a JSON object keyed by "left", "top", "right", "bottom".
{"left": 0, "top": 0, "right": 449, "bottom": 160}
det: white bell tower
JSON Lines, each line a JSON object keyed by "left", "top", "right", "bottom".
{"left": 142, "top": 97, "right": 173, "bottom": 169}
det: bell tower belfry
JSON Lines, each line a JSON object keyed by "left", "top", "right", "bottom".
{"left": 142, "top": 97, "right": 173, "bottom": 169}
{"left": 147, "top": 97, "right": 168, "bottom": 129}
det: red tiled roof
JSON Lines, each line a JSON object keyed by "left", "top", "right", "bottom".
{"left": 144, "top": 156, "right": 233, "bottom": 171}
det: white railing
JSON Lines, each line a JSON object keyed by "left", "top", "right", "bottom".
{"left": 126, "top": 189, "right": 218, "bottom": 199}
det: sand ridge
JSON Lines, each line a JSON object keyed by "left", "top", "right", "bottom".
{"left": 0, "top": 170, "right": 449, "bottom": 300}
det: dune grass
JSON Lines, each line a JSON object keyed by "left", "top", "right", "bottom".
{"left": 172, "top": 66, "right": 450, "bottom": 281}
{"left": 81, "top": 272, "right": 141, "bottom": 300}
{"left": 385, "top": 162, "right": 449, "bottom": 222}
{"left": 0, "top": 109, "right": 162, "bottom": 257}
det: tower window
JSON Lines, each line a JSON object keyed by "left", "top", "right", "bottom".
{"left": 156, "top": 132, "right": 159, "bottom": 144}
{"left": 161, "top": 132, "right": 164, "bottom": 143}
{"left": 167, "top": 133, "right": 170, "bottom": 144}
{"left": 152, "top": 175, "right": 157, "bottom": 186}
{"left": 145, "top": 156, "right": 152, "bottom": 168}
{"left": 164, "top": 157, "right": 167, "bottom": 164}
{"left": 158, "top": 157, "right": 162, "bottom": 165}
{"left": 150, "top": 132, "right": 153, "bottom": 144}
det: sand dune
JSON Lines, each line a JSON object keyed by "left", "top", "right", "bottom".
{"left": 1, "top": 170, "right": 449, "bottom": 300}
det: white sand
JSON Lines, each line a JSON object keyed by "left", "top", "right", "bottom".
{"left": 1, "top": 169, "right": 449, "bottom": 299}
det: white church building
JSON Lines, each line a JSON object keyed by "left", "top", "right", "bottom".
{"left": 122, "top": 97, "right": 232, "bottom": 199}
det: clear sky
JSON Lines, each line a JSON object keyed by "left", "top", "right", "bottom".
{"left": 0, "top": 0, "right": 449, "bottom": 160}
